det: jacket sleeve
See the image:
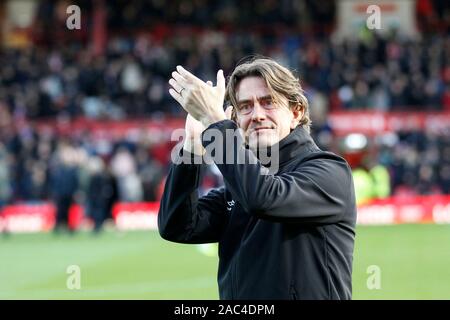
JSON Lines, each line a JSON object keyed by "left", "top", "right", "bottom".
{"left": 158, "top": 150, "right": 230, "bottom": 244}
{"left": 201, "top": 120, "right": 354, "bottom": 224}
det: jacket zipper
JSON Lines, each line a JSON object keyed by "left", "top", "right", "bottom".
{"left": 290, "top": 283, "right": 298, "bottom": 300}
{"left": 232, "top": 257, "right": 238, "bottom": 298}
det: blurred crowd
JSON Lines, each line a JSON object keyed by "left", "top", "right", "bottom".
{"left": 0, "top": 0, "right": 447, "bottom": 122}
{"left": 339, "top": 130, "right": 450, "bottom": 205}
{"left": 387, "top": 131, "right": 450, "bottom": 196}
{"left": 0, "top": 124, "right": 448, "bottom": 213}
{"left": 1, "top": 30, "right": 449, "bottom": 122}
{"left": 0, "top": 124, "right": 223, "bottom": 231}
{"left": 0, "top": 0, "right": 449, "bottom": 217}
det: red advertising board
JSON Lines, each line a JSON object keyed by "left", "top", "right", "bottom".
{"left": 1, "top": 196, "right": 450, "bottom": 233}
{"left": 6, "top": 112, "right": 449, "bottom": 141}
{"left": 328, "top": 111, "right": 450, "bottom": 136}
{"left": 0, "top": 203, "right": 85, "bottom": 233}
{"left": 357, "top": 195, "right": 450, "bottom": 225}
{"left": 1, "top": 203, "right": 56, "bottom": 233}
{"left": 112, "top": 202, "right": 159, "bottom": 231}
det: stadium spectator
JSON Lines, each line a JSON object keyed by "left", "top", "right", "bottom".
{"left": 0, "top": 143, "right": 12, "bottom": 208}
{"left": 50, "top": 142, "right": 80, "bottom": 233}
{"left": 350, "top": 156, "right": 391, "bottom": 206}
{"left": 86, "top": 156, "right": 118, "bottom": 233}
{"left": 110, "top": 147, "right": 143, "bottom": 202}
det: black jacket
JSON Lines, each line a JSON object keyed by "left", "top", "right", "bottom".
{"left": 158, "top": 120, "right": 356, "bottom": 300}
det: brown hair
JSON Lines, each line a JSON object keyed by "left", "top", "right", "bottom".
{"left": 225, "top": 57, "right": 311, "bottom": 133}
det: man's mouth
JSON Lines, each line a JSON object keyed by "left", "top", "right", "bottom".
{"left": 253, "top": 126, "right": 273, "bottom": 132}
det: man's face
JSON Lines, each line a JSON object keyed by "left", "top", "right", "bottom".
{"left": 235, "top": 76, "right": 300, "bottom": 150}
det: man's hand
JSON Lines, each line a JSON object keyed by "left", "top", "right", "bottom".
{"left": 225, "top": 105, "right": 234, "bottom": 120}
{"left": 183, "top": 114, "right": 205, "bottom": 156}
{"left": 182, "top": 81, "right": 214, "bottom": 156}
{"left": 183, "top": 104, "right": 235, "bottom": 156}
{"left": 168, "top": 66, "right": 227, "bottom": 127}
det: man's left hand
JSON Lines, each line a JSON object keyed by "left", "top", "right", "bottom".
{"left": 168, "top": 66, "right": 227, "bottom": 128}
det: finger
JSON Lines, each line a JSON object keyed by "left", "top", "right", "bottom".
{"left": 176, "top": 65, "right": 203, "bottom": 84}
{"left": 171, "top": 71, "right": 189, "bottom": 88}
{"left": 217, "top": 69, "right": 225, "bottom": 92}
{"left": 169, "top": 88, "right": 184, "bottom": 106}
{"left": 169, "top": 78, "right": 183, "bottom": 93}
{"left": 206, "top": 81, "right": 213, "bottom": 87}
{"left": 225, "top": 105, "right": 234, "bottom": 120}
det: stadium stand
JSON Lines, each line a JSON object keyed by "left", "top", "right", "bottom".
{"left": 0, "top": 0, "right": 448, "bottom": 231}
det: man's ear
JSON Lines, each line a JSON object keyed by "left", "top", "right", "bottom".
{"left": 290, "top": 105, "right": 304, "bottom": 129}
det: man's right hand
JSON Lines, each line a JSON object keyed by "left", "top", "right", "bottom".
{"left": 183, "top": 104, "right": 234, "bottom": 156}
{"left": 183, "top": 113, "right": 205, "bottom": 156}
{"left": 182, "top": 80, "right": 221, "bottom": 156}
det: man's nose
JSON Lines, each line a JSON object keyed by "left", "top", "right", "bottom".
{"left": 251, "top": 102, "right": 266, "bottom": 122}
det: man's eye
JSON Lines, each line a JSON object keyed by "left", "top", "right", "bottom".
{"left": 261, "top": 98, "right": 273, "bottom": 107}
{"left": 239, "top": 104, "right": 252, "bottom": 112}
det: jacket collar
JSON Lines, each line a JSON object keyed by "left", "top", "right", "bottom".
{"left": 280, "top": 126, "right": 319, "bottom": 164}
{"left": 255, "top": 125, "right": 319, "bottom": 167}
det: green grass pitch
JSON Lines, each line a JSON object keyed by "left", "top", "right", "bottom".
{"left": 1, "top": 224, "right": 449, "bottom": 299}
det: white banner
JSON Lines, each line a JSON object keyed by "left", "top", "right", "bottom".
{"left": 334, "top": 0, "right": 418, "bottom": 39}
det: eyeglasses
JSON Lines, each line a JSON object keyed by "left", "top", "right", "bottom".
{"left": 236, "top": 96, "right": 277, "bottom": 115}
